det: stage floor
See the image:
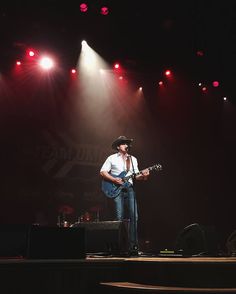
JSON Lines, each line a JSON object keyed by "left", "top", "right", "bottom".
{"left": 1, "top": 255, "right": 236, "bottom": 293}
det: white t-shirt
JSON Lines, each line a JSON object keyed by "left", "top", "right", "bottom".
{"left": 100, "top": 152, "right": 139, "bottom": 183}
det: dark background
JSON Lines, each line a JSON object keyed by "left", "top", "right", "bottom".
{"left": 0, "top": 0, "right": 235, "bottom": 253}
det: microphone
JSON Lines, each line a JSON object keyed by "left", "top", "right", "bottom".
{"left": 125, "top": 145, "right": 132, "bottom": 151}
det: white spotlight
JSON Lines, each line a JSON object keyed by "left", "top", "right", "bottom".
{"left": 39, "top": 56, "right": 54, "bottom": 70}
{"left": 82, "top": 40, "right": 88, "bottom": 47}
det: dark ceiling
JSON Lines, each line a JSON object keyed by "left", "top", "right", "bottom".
{"left": 0, "top": 0, "right": 236, "bottom": 100}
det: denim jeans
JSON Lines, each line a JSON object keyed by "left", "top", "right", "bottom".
{"left": 113, "top": 186, "right": 138, "bottom": 251}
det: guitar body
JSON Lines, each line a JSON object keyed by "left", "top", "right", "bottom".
{"left": 101, "top": 171, "right": 132, "bottom": 199}
{"left": 101, "top": 163, "right": 162, "bottom": 199}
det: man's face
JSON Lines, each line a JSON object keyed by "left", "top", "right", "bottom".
{"left": 118, "top": 143, "right": 128, "bottom": 152}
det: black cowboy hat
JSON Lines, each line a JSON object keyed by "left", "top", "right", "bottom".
{"left": 111, "top": 136, "right": 133, "bottom": 150}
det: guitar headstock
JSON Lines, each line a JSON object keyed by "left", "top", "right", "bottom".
{"left": 151, "top": 164, "right": 162, "bottom": 171}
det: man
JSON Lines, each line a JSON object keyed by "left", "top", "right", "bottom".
{"left": 100, "top": 136, "right": 149, "bottom": 255}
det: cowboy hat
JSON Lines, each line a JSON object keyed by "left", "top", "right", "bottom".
{"left": 111, "top": 136, "right": 133, "bottom": 150}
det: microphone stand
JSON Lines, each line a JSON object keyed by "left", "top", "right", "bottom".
{"left": 128, "top": 147, "right": 138, "bottom": 254}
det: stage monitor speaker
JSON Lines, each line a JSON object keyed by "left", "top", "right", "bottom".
{"left": 226, "top": 230, "right": 236, "bottom": 256}
{"left": 73, "top": 221, "right": 129, "bottom": 255}
{"left": 0, "top": 224, "right": 30, "bottom": 258}
{"left": 27, "top": 226, "right": 86, "bottom": 259}
{"left": 174, "top": 223, "right": 219, "bottom": 256}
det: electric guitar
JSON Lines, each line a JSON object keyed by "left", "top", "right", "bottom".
{"left": 101, "top": 164, "right": 162, "bottom": 198}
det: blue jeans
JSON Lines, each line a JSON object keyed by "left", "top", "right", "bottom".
{"left": 113, "top": 186, "right": 138, "bottom": 251}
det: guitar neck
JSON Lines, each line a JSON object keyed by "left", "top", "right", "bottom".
{"left": 124, "top": 165, "right": 157, "bottom": 181}
{"left": 124, "top": 171, "right": 141, "bottom": 181}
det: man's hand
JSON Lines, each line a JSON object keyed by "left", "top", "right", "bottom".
{"left": 100, "top": 171, "right": 123, "bottom": 185}
{"left": 142, "top": 169, "right": 149, "bottom": 177}
{"left": 141, "top": 169, "right": 149, "bottom": 180}
{"left": 135, "top": 169, "right": 150, "bottom": 181}
{"left": 112, "top": 177, "right": 123, "bottom": 185}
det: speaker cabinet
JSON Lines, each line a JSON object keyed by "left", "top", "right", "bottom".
{"left": 174, "top": 223, "right": 219, "bottom": 256}
{"left": 27, "top": 226, "right": 86, "bottom": 259}
{"left": 72, "top": 221, "right": 129, "bottom": 255}
{"left": 0, "top": 224, "right": 29, "bottom": 258}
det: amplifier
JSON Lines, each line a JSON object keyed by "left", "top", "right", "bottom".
{"left": 72, "top": 221, "right": 129, "bottom": 255}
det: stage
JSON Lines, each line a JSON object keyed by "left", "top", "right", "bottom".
{"left": 1, "top": 255, "right": 236, "bottom": 294}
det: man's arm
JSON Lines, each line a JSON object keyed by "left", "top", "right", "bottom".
{"left": 135, "top": 169, "right": 149, "bottom": 181}
{"left": 100, "top": 155, "right": 123, "bottom": 185}
{"left": 100, "top": 171, "right": 123, "bottom": 185}
{"left": 131, "top": 157, "right": 149, "bottom": 181}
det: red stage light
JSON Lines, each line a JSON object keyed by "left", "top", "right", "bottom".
{"left": 71, "top": 69, "right": 76, "bottom": 74}
{"left": 212, "top": 81, "right": 219, "bottom": 87}
{"left": 114, "top": 63, "right": 120, "bottom": 69}
{"left": 28, "top": 50, "right": 35, "bottom": 57}
{"left": 196, "top": 50, "right": 204, "bottom": 57}
{"left": 101, "top": 6, "right": 109, "bottom": 15}
{"left": 202, "top": 86, "right": 207, "bottom": 92}
{"left": 80, "top": 3, "right": 88, "bottom": 12}
{"left": 165, "top": 70, "right": 171, "bottom": 77}
{"left": 16, "top": 61, "right": 21, "bottom": 65}
{"left": 26, "top": 48, "right": 38, "bottom": 58}
{"left": 158, "top": 81, "right": 163, "bottom": 86}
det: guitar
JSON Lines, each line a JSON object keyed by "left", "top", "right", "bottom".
{"left": 101, "top": 164, "right": 162, "bottom": 198}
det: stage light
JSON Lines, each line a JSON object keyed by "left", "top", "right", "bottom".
{"left": 119, "top": 76, "right": 123, "bottom": 80}
{"left": 196, "top": 50, "right": 204, "bottom": 56}
{"left": 27, "top": 50, "right": 35, "bottom": 57}
{"left": 165, "top": 70, "right": 171, "bottom": 77}
{"left": 39, "top": 56, "right": 54, "bottom": 70}
{"left": 223, "top": 97, "right": 227, "bottom": 101}
{"left": 71, "top": 69, "right": 76, "bottom": 74}
{"left": 202, "top": 86, "right": 207, "bottom": 92}
{"left": 101, "top": 6, "right": 109, "bottom": 15}
{"left": 26, "top": 48, "right": 39, "bottom": 59}
{"left": 16, "top": 61, "right": 21, "bottom": 66}
{"left": 212, "top": 81, "right": 219, "bottom": 87}
{"left": 139, "top": 87, "right": 142, "bottom": 91}
{"left": 80, "top": 3, "right": 88, "bottom": 12}
{"left": 114, "top": 63, "right": 120, "bottom": 69}
{"left": 81, "top": 40, "right": 88, "bottom": 49}
{"left": 158, "top": 81, "right": 163, "bottom": 86}
{"left": 198, "top": 82, "right": 202, "bottom": 86}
